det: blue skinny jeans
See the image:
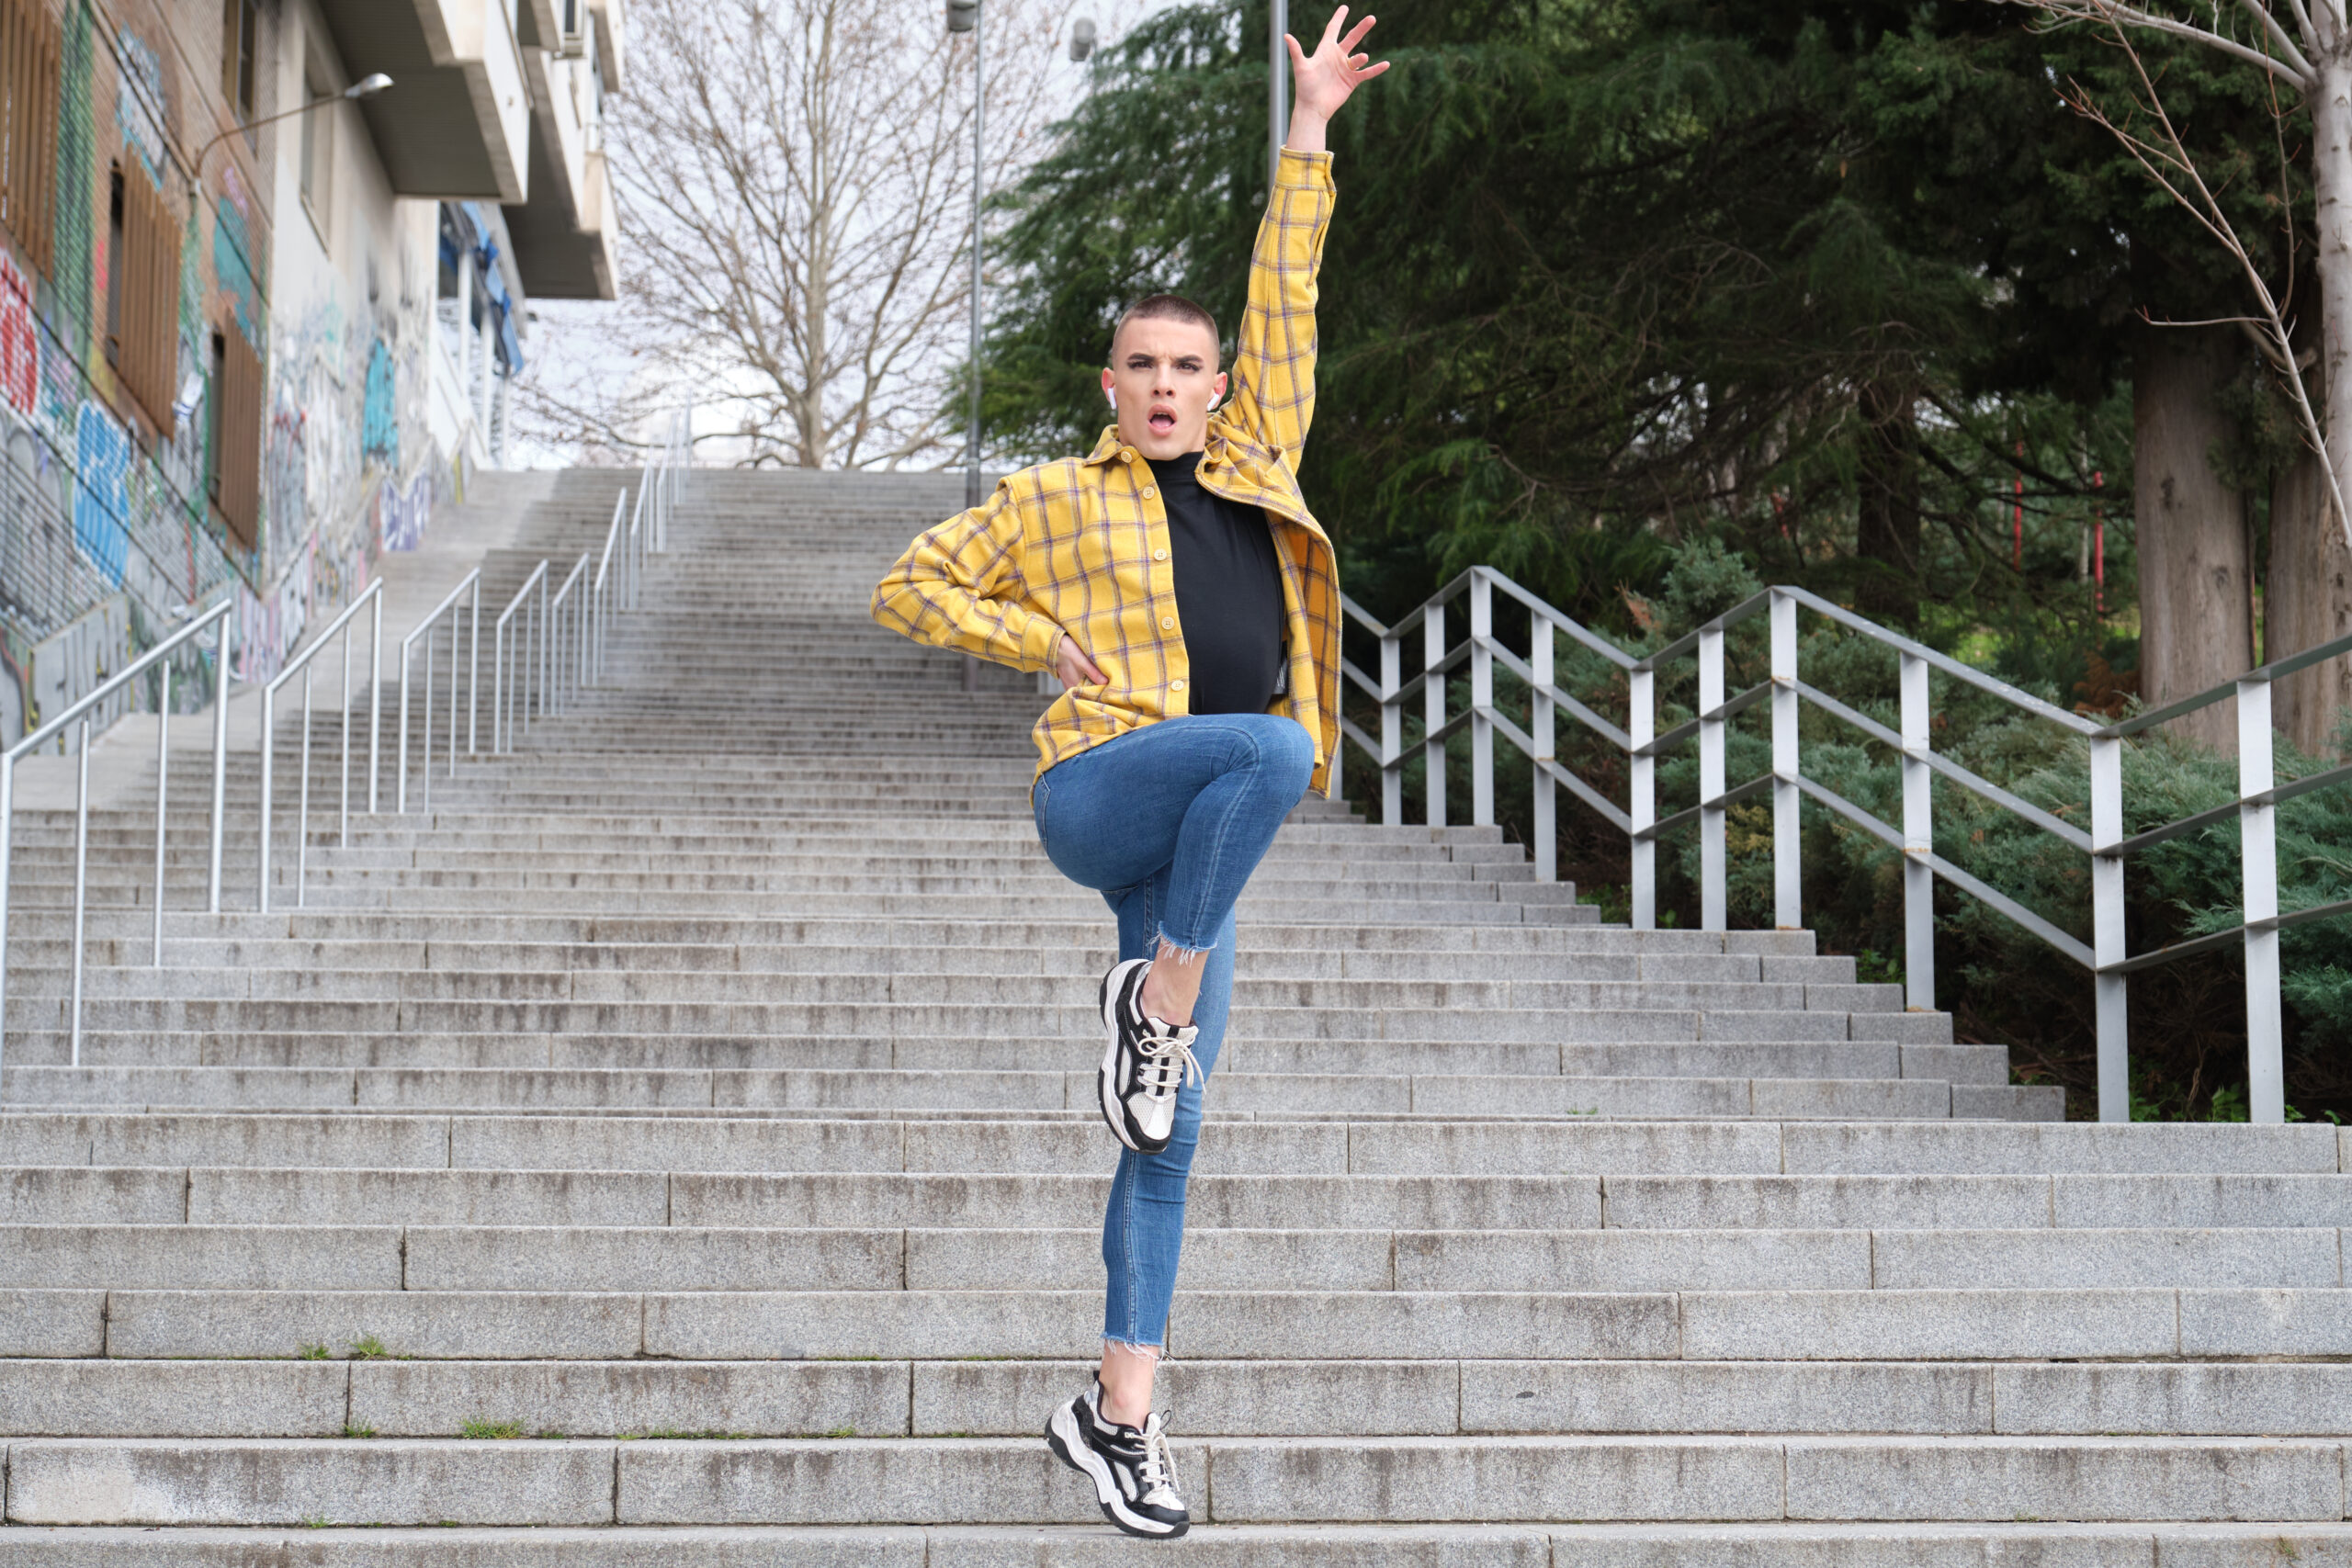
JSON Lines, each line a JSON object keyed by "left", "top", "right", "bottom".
{"left": 1030, "top": 713, "right": 1316, "bottom": 1352}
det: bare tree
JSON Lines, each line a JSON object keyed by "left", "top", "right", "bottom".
{"left": 2003, "top": 0, "right": 2352, "bottom": 750}
{"left": 545, "top": 0, "right": 1073, "bottom": 470}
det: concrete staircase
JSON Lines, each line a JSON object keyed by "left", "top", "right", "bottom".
{"left": 0, "top": 468, "right": 2345, "bottom": 1562}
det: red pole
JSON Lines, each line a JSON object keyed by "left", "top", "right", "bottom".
{"left": 2092, "top": 469, "right": 2105, "bottom": 618}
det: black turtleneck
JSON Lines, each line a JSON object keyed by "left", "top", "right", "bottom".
{"left": 1148, "top": 451, "right": 1285, "bottom": 716}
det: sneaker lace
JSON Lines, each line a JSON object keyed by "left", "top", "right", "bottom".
{"left": 1136, "top": 1414, "right": 1182, "bottom": 1503}
{"left": 1133, "top": 1021, "right": 1202, "bottom": 1098}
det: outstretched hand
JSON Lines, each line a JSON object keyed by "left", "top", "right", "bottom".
{"left": 1285, "top": 6, "right": 1387, "bottom": 131}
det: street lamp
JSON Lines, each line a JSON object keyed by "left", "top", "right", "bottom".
{"left": 1268, "top": 0, "right": 1286, "bottom": 195}
{"left": 1070, "top": 17, "right": 1096, "bottom": 62}
{"left": 194, "top": 73, "right": 392, "bottom": 176}
{"left": 947, "top": 0, "right": 982, "bottom": 513}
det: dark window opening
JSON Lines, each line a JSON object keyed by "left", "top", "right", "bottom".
{"left": 221, "top": 0, "right": 258, "bottom": 119}
{"left": 104, "top": 166, "right": 123, "bottom": 370}
{"left": 206, "top": 333, "right": 227, "bottom": 506}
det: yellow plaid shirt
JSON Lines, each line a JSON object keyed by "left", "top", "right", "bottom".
{"left": 872, "top": 148, "right": 1344, "bottom": 795}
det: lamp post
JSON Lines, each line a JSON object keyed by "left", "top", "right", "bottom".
{"left": 946, "top": 0, "right": 983, "bottom": 512}
{"left": 194, "top": 73, "right": 392, "bottom": 178}
{"left": 947, "top": 0, "right": 982, "bottom": 692}
{"left": 1268, "top": 0, "right": 1286, "bottom": 195}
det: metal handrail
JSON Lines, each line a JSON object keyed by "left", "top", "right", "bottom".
{"left": 256, "top": 581, "right": 384, "bottom": 914}
{"left": 493, "top": 559, "right": 551, "bottom": 754}
{"left": 585, "top": 402, "right": 695, "bottom": 686}
{"left": 0, "top": 400, "right": 697, "bottom": 1085}
{"left": 592, "top": 491, "right": 626, "bottom": 682}
{"left": 1339, "top": 565, "right": 2352, "bottom": 1124}
{"left": 548, "top": 553, "right": 589, "bottom": 718}
{"left": 397, "top": 570, "right": 482, "bottom": 815}
{"left": 0, "top": 600, "right": 234, "bottom": 1072}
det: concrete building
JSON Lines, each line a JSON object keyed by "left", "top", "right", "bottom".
{"left": 0, "top": 0, "right": 622, "bottom": 742}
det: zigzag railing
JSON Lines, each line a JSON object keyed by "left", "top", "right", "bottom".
{"left": 1338, "top": 570, "right": 2352, "bottom": 1124}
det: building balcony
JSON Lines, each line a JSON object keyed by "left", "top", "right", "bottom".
{"left": 502, "top": 20, "right": 617, "bottom": 299}
{"left": 312, "top": 0, "right": 534, "bottom": 202}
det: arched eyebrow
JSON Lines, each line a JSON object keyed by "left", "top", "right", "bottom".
{"left": 1123, "top": 351, "right": 1210, "bottom": 371}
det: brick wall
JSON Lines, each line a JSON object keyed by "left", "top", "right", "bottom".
{"left": 0, "top": 0, "right": 457, "bottom": 739}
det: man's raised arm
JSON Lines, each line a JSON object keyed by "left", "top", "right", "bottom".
{"left": 1218, "top": 8, "right": 1385, "bottom": 461}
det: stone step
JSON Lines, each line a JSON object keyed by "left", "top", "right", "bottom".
{"left": 2, "top": 1164, "right": 2336, "bottom": 1229}
{"left": 28, "top": 942, "right": 1841, "bottom": 985}
{"left": 0, "top": 1066, "right": 2004, "bottom": 1120}
{"left": 8, "top": 964, "right": 1894, "bottom": 1015}
{"left": 2, "top": 1432, "right": 2346, "bottom": 1527}
{"left": 0, "top": 1223, "right": 2336, "bottom": 1292}
{"left": 3, "top": 1111, "right": 2324, "bottom": 1172}
{"left": 7, "top": 1356, "right": 2352, "bottom": 1441}
{"left": 0, "top": 998, "right": 1932, "bottom": 1044}
{"left": 10, "top": 1523, "right": 2352, "bottom": 1567}
{"left": 0, "top": 1032, "right": 1987, "bottom": 1089}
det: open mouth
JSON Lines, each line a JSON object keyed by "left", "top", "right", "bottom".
{"left": 1148, "top": 404, "right": 1178, "bottom": 435}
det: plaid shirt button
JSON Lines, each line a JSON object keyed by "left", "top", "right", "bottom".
{"left": 1143, "top": 487, "right": 1157, "bottom": 499}
{"left": 1160, "top": 617, "right": 1174, "bottom": 630}
{"left": 1170, "top": 680, "right": 1185, "bottom": 691}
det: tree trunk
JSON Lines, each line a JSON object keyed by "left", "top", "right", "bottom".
{"left": 2269, "top": 447, "right": 2352, "bottom": 755}
{"left": 1855, "top": 378, "right": 1922, "bottom": 625}
{"left": 2134, "top": 323, "right": 2254, "bottom": 753}
{"left": 2294, "top": 35, "right": 2352, "bottom": 756}
{"left": 2312, "top": 27, "right": 2352, "bottom": 556}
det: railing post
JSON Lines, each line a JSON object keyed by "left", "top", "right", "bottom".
{"left": 422, "top": 621, "right": 435, "bottom": 815}
{"left": 1470, "top": 572, "right": 1494, "bottom": 828}
{"left": 70, "top": 719, "right": 89, "bottom": 1066}
{"left": 447, "top": 612, "right": 460, "bottom": 778}
{"left": 468, "top": 578, "right": 481, "bottom": 756}
{"left": 397, "top": 641, "right": 412, "bottom": 815}
{"left": 2089, "top": 733, "right": 2129, "bottom": 1122}
{"left": 1532, "top": 611, "right": 1555, "bottom": 882}
{"left": 1770, "top": 591, "right": 1800, "bottom": 930}
{"left": 368, "top": 592, "right": 382, "bottom": 814}
{"left": 0, "top": 755, "right": 14, "bottom": 1074}
{"left": 153, "top": 663, "right": 170, "bottom": 964}
{"left": 1630, "top": 666, "right": 1655, "bottom": 931}
{"left": 257, "top": 687, "right": 275, "bottom": 914}
{"left": 1424, "top": 600, "right": 1447, "bottom": 829}
{"left": 492, "top": 622, "right": 505, "bottom": 755}
{"left": 2239, "top": 677, "right": 2284, "bottom": 1123}
{"left": 1379, "top": 634, "right": 1401, "bottom": 828}
{"left": 296, "top": 666, "right": 312, "bottom": 908}
{"left": 1899, "top": 650, "right": 1934, "bottom": 1010}
{"left": 1698, "top": 624, "right": 1725, "bottom": 931}
{"left": 208, "top": 616, "right": 229, "bottom": 913}
{"left": 538, "top": 570, "right": 551, "bottom": 731}
{"left": 339, "top": 626, "right": 353, "bottom": 848}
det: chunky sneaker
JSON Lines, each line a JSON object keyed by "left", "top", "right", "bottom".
{"left": 1045, "top": 1377, "right": 1191, "bottom": 1540}
{"left": 1096, "top": 957, "right": 1201, "bottom": 1154}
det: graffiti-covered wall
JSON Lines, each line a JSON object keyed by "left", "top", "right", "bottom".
{"left": 0, "top": 0, "right": 469, "bottom": 746}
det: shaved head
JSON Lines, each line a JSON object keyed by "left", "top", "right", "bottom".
{"left": 1111, "top": 294, "right": 1220, "bottom": 364}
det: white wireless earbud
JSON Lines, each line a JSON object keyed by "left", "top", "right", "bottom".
{"left": 1107, "top": 389, "right": 1118, "bottom": 412}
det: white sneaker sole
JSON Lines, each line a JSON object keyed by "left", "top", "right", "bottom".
{"left": 1044, "top": 1399, "right": 1188, "bottom": 1540}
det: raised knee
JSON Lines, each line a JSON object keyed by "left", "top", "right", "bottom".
{"left": 1266, "top": 718, "right": 1314, "bottom": 789}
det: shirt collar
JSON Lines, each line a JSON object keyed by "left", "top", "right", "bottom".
{"left": 1080, "top": 425, "right": 1125, "bottom": 467}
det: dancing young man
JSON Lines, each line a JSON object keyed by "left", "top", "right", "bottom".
{"left": 871, "top": 9, "right": 1385, "bottom": 1540}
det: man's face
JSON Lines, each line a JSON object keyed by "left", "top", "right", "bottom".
{"left": 1102, "top": 317, "right": 1228, "bottom": 460}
